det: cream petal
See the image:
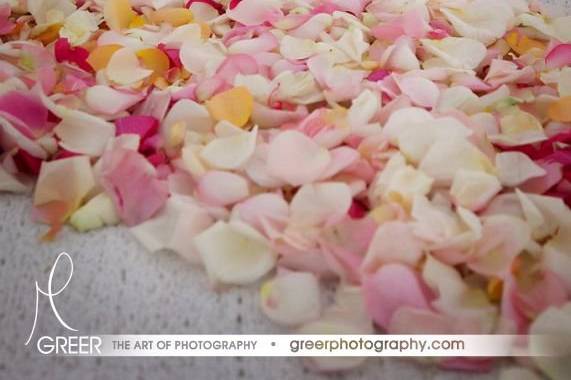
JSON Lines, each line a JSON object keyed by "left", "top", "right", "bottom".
{"left": 105, "top": 47, "right": 153, "bottom": 86}
{"left": 279, "top": 35, "right": 318, "bottom": 60}
{"left": 34, "top": 156, "right": 95, "bottom": 214}
{"left": 162, "top": 99, "right": 214, "bottom": 137}
{"left": 69, "top": 193, "right": 119, "bottom": 232}
{"left": 194, "top": 220, "right": 277, "bottom": 285}
{"left": 130, "top": 195, "right": 214, "bottom": 264}
{"left": 450, "top": 170, "right": 502, "bottom": 211}
{"left": 421, "top": 37, "right": 487, "bottom": 70}
{"left": 419, "top": 137, "right": 494, "bottom": 185}
{"left": 529, "top": 303, "right": 571, "bottom": 380}
{"left": 179, "top": 40, "right": 225, "bottom": 76}
{"left": 200, "top": 126, "right": 257, "bottom": 170}
{"left": 260, "top": 271, "right": 321, "bottom": 326}
{"left": 54, "top": 109, "right": 115, "bottom": 157}
{"left": 290, "top": 182, "right": 352, "bottom": 227}
{"left": 347, "top": 89, "right": 379, "bottom": 128}
{"left": 382, "top": 106, "right": 433, "bottom": 144}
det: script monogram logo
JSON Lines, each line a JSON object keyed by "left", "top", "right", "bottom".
{"left": 24, "top": 252, "right": 78, "bottom": 346}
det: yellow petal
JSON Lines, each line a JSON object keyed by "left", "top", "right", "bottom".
{"left": 150, "top": 8, "right": 193, "bottom": 27}
{"left": 87, "top": 44, "right": 123, "bottom": 71}
{"left": 548, "top": 96, "right": 571, "bottom": 122}
{"left": 103, "top": 0, "right": 136, "bottom": 31}
{"left": 137, "top": 47, "right": 170, "bottom": 79}
{"left": 33, "top": 23, "right": 63, "bottom": 45}
{"left": 206, "top": 86, "right": 254, "bottom": 128}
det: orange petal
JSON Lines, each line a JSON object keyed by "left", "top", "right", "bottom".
{"left": 129, "top": 15, "right": 146, "bottom": 29}
{"left": 206, "top": 86, "right": 254, "bottom": 128}
{"left": 104, "top": 0, "right": 136, "bottom": 31}
{"left": 150, "top": 8, "right": 193, "bottom": 27}
{"left": 505, "top": 30, "right": 546, "bottom": 56}
{"left": 137, "top": 48, "right": 170, "bottom": 79}
{"left": 34, "top": 23, "right": 63, "bottom": 45}
{"left": 548, "top": 96, "right": 571, "bottom": 122}
{"left": 87, "top": 44, "right": 123, "bottom": 71}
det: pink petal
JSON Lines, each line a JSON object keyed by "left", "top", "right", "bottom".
{"left": 395, "top": 76, "right": 440, "bottom": 108}
{"left": 185, "top": 0, "right": 225, "bottom": 14}
{"left": 54, "top": 38, "right": 93, "bottom": 73}
{"left": 100, "top": 147, "right": 169, "bottom": 226}
{"left": 363, "top": 222, "right": 425, "bottom": 272}
{"left": 215, "top": 54, "right": 259, "bottom": 85}
{"left": 545, "top": 43, "right": 571, "bottom": 70}
{"left": 0, "top": 90, "right": 49, "bottom": 138}
{"left": 226, "top": 0, "right": 283, "bottom": 26}
{"left": 362, "top": 264, "right": 432, "bottom": 330}
{"left": 267, "top": 130, "right": 331, "bottom": 186}
{"left": 85, "top": 86, "right": 145, "bottom": 115}
{"left": 196, "top": 171, "right": 249, "bottom": 206}
{"left": 115, "top": 115, "right": 159, "bottom": 143}
{"left": 0, "top": 4, "right": 15, "bottom": 35}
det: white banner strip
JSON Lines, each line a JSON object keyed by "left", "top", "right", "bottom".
{"left": 32, "top": 334, "right": 566, "bottom": 357}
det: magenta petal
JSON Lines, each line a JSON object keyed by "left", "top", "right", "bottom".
{"left": 0, "top": 4, "right": 15, "bottom": 35}
{"left": 54, "top": 38, "right": 93, "bottom": 73}
{"left": 545, "top": 43, "right": 571, "bottom": 69}
{"left": 186, "top": 0, "right": 225, "bottom": 13}
{"left": 13, "top": 149, "right": 43, "bottom": 176}
{"left": 115, "top": 115, "right": 159, "bottom": 141}
{"left": 0, "top": 90, "right": 49, "bottom": 138}
{"left": 367, "top": 69, "right": 390, "bottom": 82}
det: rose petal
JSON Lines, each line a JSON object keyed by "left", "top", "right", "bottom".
{"left": 196, "top": 170, "right": 249, "bottom": 206}
{"left": 260, "top": 271, "right": 321, "bottom": 326}
{"left": 194, "top": 220, "right": 277, "bottom": 285}
{"left": 267, "top": 130, "right": 331, "bottom": 186}
{"left": 200, "top": 125, "right": 257, "bottom": 170}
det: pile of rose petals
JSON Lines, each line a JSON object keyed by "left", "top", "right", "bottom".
{"left": 1, "top": 0, "right": 571, "bottom": 376}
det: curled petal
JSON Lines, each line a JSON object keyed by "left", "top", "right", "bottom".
{"left": 130, "top": 194, "right": 214, "bottom": 263}
{"left": 106, "top": 48, "right": 153, "bottom": 86}
{"left": 85, "top": 85, "right": 145, "bottom": 115}
{"left": 194, "top": 221, "right": 277, "bottom": 285}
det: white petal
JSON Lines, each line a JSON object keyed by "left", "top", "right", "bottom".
{"left": 395, "top": 75, "right": 440, "bottom": 108}
{"left": 194, "top": 221, "right": 277, "bottom": 285}
{"left": 382, "top": 107, "right": 433, "bottom": 144}
{"left": 180, "top": 40, "right": 225, "bottom": 76}
{"left": 260, "top": 271, "right": 321, "bottom": 326}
